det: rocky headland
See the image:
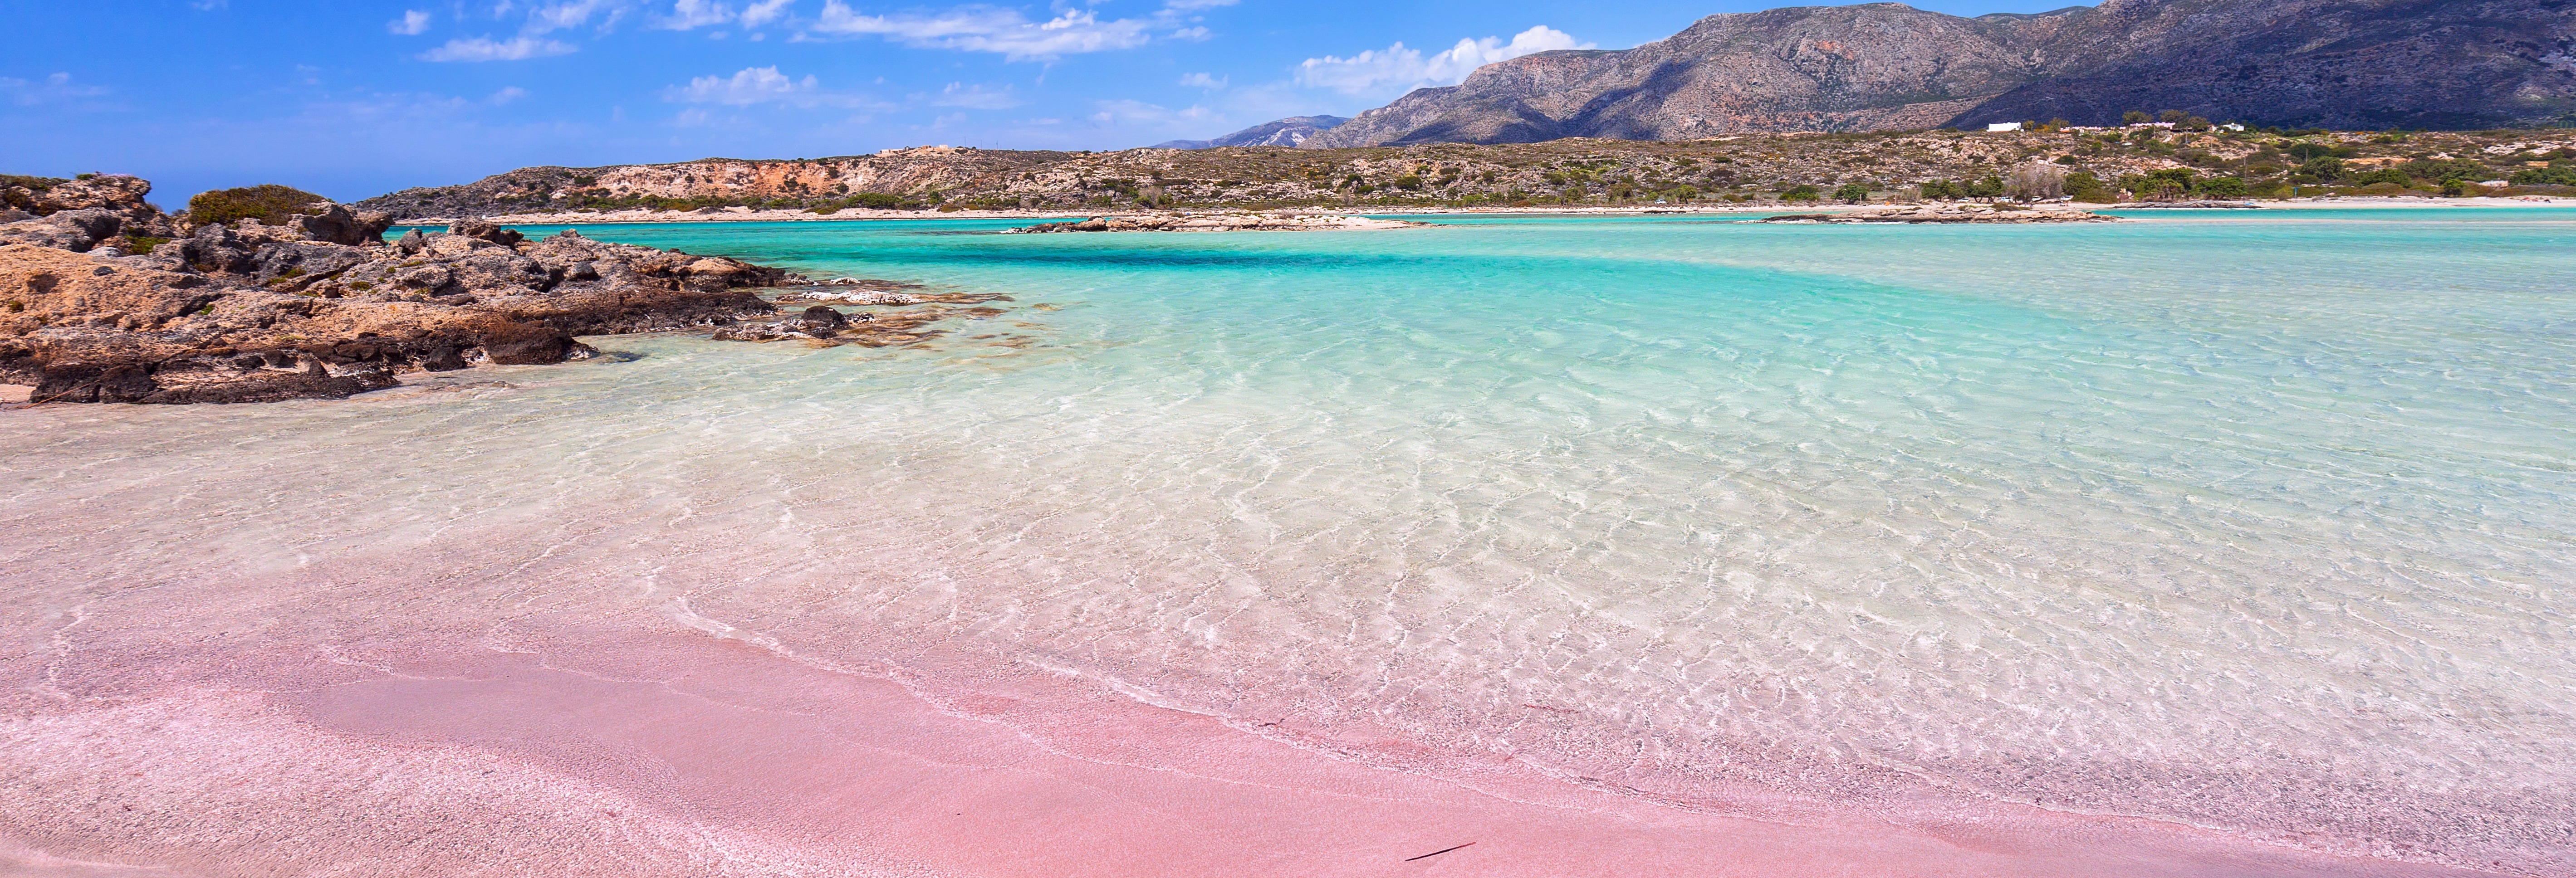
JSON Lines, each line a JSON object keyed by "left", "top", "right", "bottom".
{"left": 0, "top": 175, "right": 799, "bottom": 404}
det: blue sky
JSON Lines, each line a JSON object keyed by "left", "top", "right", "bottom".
{"left": 4, "top": 0, "right": 2088, "bottom": 205}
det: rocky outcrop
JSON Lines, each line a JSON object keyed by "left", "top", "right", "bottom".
{"left": 1002, "top": 213, "right": 1424, "bottom": 233}
{"left": 1304, "top": 0, "right": 2576, "bottom": 146}
{"left": 1, "top": 183, "right": 794, "bottom": 404}
{"left": 0, "top": 174, "right": 178, "bottom": 251}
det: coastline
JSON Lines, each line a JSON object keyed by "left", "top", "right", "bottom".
{"left": 399, "top": 194, "right": 2576, "bottom": 228}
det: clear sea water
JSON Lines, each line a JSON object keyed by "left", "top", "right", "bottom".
{"left": 12, "top": 209, "right": 2576, "bottom": 872}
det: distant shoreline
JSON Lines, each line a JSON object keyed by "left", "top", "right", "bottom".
{"left": 394, "top": 195, "right": 2576, "bottom": 229}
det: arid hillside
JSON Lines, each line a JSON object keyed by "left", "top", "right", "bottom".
{"left": 356, "top": 127, "right": 2576, "bottom": 218}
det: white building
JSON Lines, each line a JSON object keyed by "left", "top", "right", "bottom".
{"left": 1986, "top": 122, "right": 2024, "bottom": 132}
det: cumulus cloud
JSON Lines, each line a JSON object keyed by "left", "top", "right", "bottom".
{"left": 810, "top": 1, "right": 1156, "bottom": 60}
{"left": 1178, "top": 72, "right": 1225, "bottom": 89}
{"left": 741, "top": 0, "right": 793, "bottom": 26}
{"left": 388, "top": 10, "right": 433, "bottom": 34}
{"left": 419, "top": 35, "right": 580, "bottom": 61}
{"left": 1296, "top": 25, "right": 1584, "bottom": 97}
{"left": 659, "top": 0, "right": 734, "bottom": 29}
{"left": 666, "top": 65, "right": 874, "bottom": 107}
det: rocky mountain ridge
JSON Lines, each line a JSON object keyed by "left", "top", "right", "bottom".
{"left": 1152, "top": 116, "right": 1350, "bottom": 150}
{"left": 1304, "top": 0, "right": 2576, "bottom": 146}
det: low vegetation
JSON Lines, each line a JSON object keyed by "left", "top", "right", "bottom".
{"left": 185, "top": 184, "right": 329, "bottom": 228}
{"left": 359, "top": 122, "right": 2576, "bottom": 218}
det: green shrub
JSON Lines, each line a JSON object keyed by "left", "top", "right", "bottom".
{"left": 1833, "top": 183, "right": 1871, "bottom": 203}
{"left": 2195, "top": 176, "right": 2249, "bottom": 197}
{"left": 2510, "top": 164, "right": 2576, "bottom": 186}
{"left": 850, "top": 193, "right": 904, "bottom": 209}
{"left": 2350, "top": 168, "right": 2412, "bottom": 186}
{"left": 121, "top": 234, "right": 169, "bottom": 253}
{"left": 1782, "top": 184, "right": 1822, "bottom": 202}
{"left": 187, "top": 184, "right": 327, "bottom": 228}
{"left": 1393, "top": 174, "right": 1423, "bottom": 190}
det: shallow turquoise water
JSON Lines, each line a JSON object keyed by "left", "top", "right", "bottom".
{"left": 30, "top": 211, "right": 2576, "bottom": 870}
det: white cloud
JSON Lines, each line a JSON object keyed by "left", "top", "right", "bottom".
{"left": 525, "top": 0, "right": 626, "bottom": 34}
{"left": 489, "top": 86, "right": 530, "bottom": 104}
{"left": 1296, "top": 25, "right": 1584, "bottom": 97}
{"left": 419, "top": 35, "right": 580, "bottom": 61}
{"left": 666, "top": 65, "right": 875, "bottom": 107}
{"left": 810, "top": 1, "right": 1156, "bottom": 60}
{"left": 189, "top": 0, "right": 226, "bottom": 9}
{"left": 660, "top": 0, "right": 734, "bottom": 29}
{"left": 933, "top": 81, "right": 1020, "bottom": 109}
{"left": 1160, "top": 0, "right": 1234, "bottom": 9}
{"left": 0, "top": 73, "right": 111, "bottom": 107}
{"left": 741, "top": 0, "right": 793, "bottom": 26}
{"left": 1178, "top": 72, "right": 1225, "bottom": 89}
{"left": 389, "top": 10, "right": 433, "bottom": 34}
{"left": 1167, "top": 25, "right": 1207, "bottom": 40}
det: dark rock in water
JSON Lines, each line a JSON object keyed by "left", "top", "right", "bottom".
{"left": 448, "top": 218, "right": 524, "bottom": 247}
{"left": 420, "top": 345, "right": 467, "bottom": 371}
{"left": 480, "top": 324, "right": 578, "bottom": 365}
{"left": 798, "top": 305, "right": 848, "bottom": 329}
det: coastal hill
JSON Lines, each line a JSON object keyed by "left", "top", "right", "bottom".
{"left": 353, "top": 127, "right": 2576, "bottom": 219}
{"left": 1303, "top": 0, "right": 2576, "bottom": 147}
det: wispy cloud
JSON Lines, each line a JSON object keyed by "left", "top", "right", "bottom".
{"left": 809, "top": 2, "right": 1157, "bottom": 60}
{"left": 666, "top": 65, "right": 876, "bottom": 107}
{"left": 420, "top": 35, "right": 580, "bottom": 61}
{"left": 524, "top": 0, "right": 627, "bottom": 34}
{"left": 388, "top": 10, "right": 433, "bottom": 34}
{"left": 1178, "top": 72, "right": 1225, "bottom": 89}
{"left": 1297, "top": 25, "right": 1584, "bottom": 97}
{"left": 932, "top": 81, "right": 1019, "bottom": 109}
{"left": 0, "top": 73, "right": 112, "bottom": 107}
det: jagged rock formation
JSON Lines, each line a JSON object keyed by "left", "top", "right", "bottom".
{"left": 1304, "top": 0, "right": 2576, "bottom": 146}
{"left": 1, "top": 179, "right": 791, "bottom": 404}
{"left": 1152, "top": 116, "right": 1351, "bottom": 150}
{"left": 0, "top": 174, "right": 179, "bottom": 250}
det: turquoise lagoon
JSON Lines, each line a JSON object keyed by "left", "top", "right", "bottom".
{"left": 16, "top": 210, "right": 2576, "bottom": 873}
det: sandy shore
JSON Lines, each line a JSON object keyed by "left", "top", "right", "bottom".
{"left": 0, "top": 602, "right": 2493, "bottom": 878}
{"left": 399, "top": 195, "right": 2576, "bottom": 228}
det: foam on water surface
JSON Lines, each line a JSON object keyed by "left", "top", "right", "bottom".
{"left": 4, "top": 212, "right": 2571, "bottom": 876}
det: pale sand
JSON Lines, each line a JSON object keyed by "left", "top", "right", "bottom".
{"left": 0, "top": 617, "right": 2494, "bottom": 878}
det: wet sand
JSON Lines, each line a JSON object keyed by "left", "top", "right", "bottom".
{"left": 0, "top": 615, "right": 2494, "bottom": 878}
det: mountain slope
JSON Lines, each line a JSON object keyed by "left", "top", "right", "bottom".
{"left": 1153, "top": 116, "right": 1350, "bottom": 149}
{"left": 1307, "top": 0, "right": 2576, "bottom": 146}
